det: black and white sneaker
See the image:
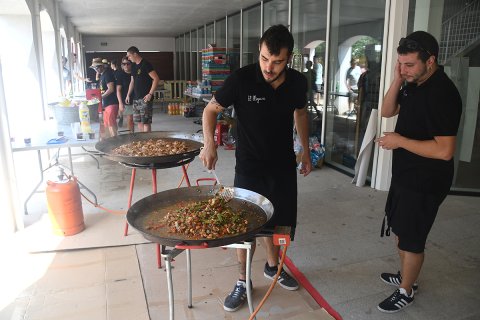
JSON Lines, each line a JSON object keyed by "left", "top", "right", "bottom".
{"left": 378, "top": 288, "right": 414, "bottom": 313}
{"left": 223, "top": 280, "right": 248, "bottom": 312}
{"left": 381, "top": 271, "right": 418, "bottom": 293}
{"left": 263, "top": 263, "right": 299, "bottom": 291}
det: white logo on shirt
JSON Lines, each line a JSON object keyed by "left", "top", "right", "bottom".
{"left": 248, "top": 95, "right": 266, "bottom": 103}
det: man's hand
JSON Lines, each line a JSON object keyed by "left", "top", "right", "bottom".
{"left": 199, "top": 143, "right": 218, "bottom": 171}
{"left": 143, "top": 93, "right": 152, "bottom": 103}
{"left": 125, "top": 96, "right": 130, "bottom": 104}
{"left": 299, "top": 152, "right": 312, "bottom": 176}
{"left": 375, "top": 132, "right": 404, "bottom": 150}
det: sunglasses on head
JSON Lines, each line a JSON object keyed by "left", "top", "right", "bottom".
{"left": 399, "top": 38, "right": 432, "bottom": 56}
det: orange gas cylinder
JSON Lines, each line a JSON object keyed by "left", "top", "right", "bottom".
{"left": 46, "top": 177, "right": 85, "bottom": 236}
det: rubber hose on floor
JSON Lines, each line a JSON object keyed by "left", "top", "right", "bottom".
{"left": 248, "top": 245, "right": 288, "bottom": 320}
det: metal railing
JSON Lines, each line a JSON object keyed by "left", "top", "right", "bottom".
{"left": 439, "top": 0, "right": 480, "bottom": 64}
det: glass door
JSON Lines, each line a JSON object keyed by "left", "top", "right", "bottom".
{"left": 324, "top": 0, "right": 386, "bottom": 174}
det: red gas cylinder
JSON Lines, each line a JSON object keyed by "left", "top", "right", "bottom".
{"left": 46, "top": 176, "right": 85, "bottom": 236}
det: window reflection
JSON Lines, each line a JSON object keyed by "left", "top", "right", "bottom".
{"left": 264, "top": 0, "right": 289, "bottom": 32}
{"left": 184, "top": 33, "right": 190, "bottom": 81}
{"left": 198, "top": 27, "right": 205, "bottom": 79}
{"left": 216, "top": 18, "right": 226, "bottom": 48}
{"left": 324, "top": 0, "right": 385, "bottom": 175}
{"left": 242, "top": 5, "right": 261, "bottom": 66}
{"left": 291, "top": 0, "right": 328, "bottom": 141}
{"left": 228, "top": 14, "right": 241, "bottom": 72}
{"left": 191, "top": 29, "right": 198, "bottom": 80}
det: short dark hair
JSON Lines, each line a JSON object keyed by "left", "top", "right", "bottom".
{"left": 127, "top": 46, "right": 140, "bottom": 55}
{"left": 397, "top": 31, "right": 439, "bottom": 63}
{"left": 259, "top": 25, "right": 294, "bottom": 56}
{"left": 110, "top": 59, "right": 119, "bottom": 68}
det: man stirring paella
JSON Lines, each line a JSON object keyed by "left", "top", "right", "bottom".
{"left": 199, "top": 24, "right": 312, "bottom": 312}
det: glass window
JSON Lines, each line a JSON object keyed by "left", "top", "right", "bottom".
{"left": 216, "top": 18, "right": 226, "bottom": 48}
{"left": 291, "top": 0, "right": 328, "bottom": 141}
{"left": 184, "top": 33, "right": 191, "bottom": 81}
{"left": 408, "top": 0, "right": 480, "bottom": 192}
{"left": 242, "top": 5, "right": 261, "bottom": 66}
{"left": 228, "top": 13, "right": 241, "bottom": 72}
{"left": 198, "top": 26, "right": 205, "bottom": 80}
{"left": 175, "top": 36, "right": 181, "bottom": 80}
{"left": 206, "top": 23, "right": 214, "bottom": 46}
{"left": 324, "top": 0, "right": 386, "bottom": 175}
{"left": 191, "top": 29, "right": 198, "bottom": 80}
{"left": 263, "top": 0, "right": 289, "bottom": 31}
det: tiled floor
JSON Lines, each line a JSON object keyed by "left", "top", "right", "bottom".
{"left": 2, "top": 109, "right": 480, "bottom": 320}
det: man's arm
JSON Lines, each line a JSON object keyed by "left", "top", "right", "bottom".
{"left": 199, "top": 97, "right": 225, "bottom": 170}
{"left": 145, "top": 70, "right": 160, "bottom": 102}
{"left": 294, "top": 107, "right": 312, "bottom": 176}
{"left": 116, "top": 84, "right": 124, "bottom": 112}
{"left": 102, "top": 82, "right": 115, "bottom": 99}
{"left": 376, "top": 133, "right": 456, "bottom": 161}
{"left": 126, "top": 76, "right": 134, "bottom": 104}
{"left": 381, "top": 62, "right": 403, "bottom": 118}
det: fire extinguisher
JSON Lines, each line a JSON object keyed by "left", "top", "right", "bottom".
{"left": 46, "top": 168, "right": 85, "bottom": 236}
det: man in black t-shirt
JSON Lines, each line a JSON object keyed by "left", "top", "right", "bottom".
{"left": 199, "top": 25, "right": 312, "bottom": 312}
{"left": 116, "top": 56, "right": 134, "bottom": 132}
{"left": 376, "top": 31, "right": 462, "bottom": 313}
{"left": 90, "top": 58, "right": 119, "bottom": 137}
{"left": 125, "top": 46, "right": 160, "bottom": 132}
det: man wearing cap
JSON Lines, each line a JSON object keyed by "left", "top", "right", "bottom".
{"left": 376, "top": 31, "right": 462, "bottom": 313}
{"left": 90, "top": 58, "right": 119, "bottom": 137}
{"left": 125, "top": 46, "right": 160, "bottom": 132}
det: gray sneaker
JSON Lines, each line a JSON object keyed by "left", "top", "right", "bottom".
{"left": 223, "top": 281, "right": 247, "bottom": 312}
{"left": 263, "top": 263, "right": 299, "bottom": 291}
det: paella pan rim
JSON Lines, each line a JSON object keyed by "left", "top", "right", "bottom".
{"left": 126, "top": 186, "right": 274, "bottom": 248}
{"left": 94, "top": 131, "right": 203, "bottom": 165}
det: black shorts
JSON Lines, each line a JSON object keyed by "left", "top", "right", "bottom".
{"left": 234, "top": 170, "right": 298, "bottom": 232}
{"left": 384, "top": 184, "right": 448, "bottom": 253}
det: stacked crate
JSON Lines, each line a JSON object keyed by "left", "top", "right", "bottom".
{"left": 201, "top": 47, "right": 230, "bottom": 93}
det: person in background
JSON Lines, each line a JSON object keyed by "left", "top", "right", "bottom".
{"left": 116, "top": 56, "right": 134, "bottom": 132}
{"left": 125, "top": 46, "right": 160, "bottom": 132}
{"left": 90, "top": 58, "right": 119, "bottom": 137}
{"left": 110, "top": 59, "right": 121, "bottom": 79}
{"left": 303, "top": 60, "right": 316, "bottom": 106}
{"left": 62, "top": 57, "right": 72, "bottom": 96}
{"left": 199, "top": 24, "right": 312, "bottom": 313}
{"left": 110, "top": 59, "right": 123, "bottom": 127}
{"left": 345, "top": 58, "right": 361, "bottom": 115}
{"left": 314, "top": 56, "right": 324, "bottom": 105}
{"left": 375, "top": 31, "right": 462, "bottom": 313}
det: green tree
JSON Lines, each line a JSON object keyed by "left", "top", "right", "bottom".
{"left": 351, "top": 37, "right": 380, "bottom": 60}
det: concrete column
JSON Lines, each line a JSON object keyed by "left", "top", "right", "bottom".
{"left": 53, "top": 0, "right": 65, "bottom": 95}
{"left": 26, "top": 0, "right": 48, "bottom": 120}
{"left": 373, "top": 0, "right": 409, "bottom": 191}
{"left": 0, "top": 57, "right": 23, "bottom": 235}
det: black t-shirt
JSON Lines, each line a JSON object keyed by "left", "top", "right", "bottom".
{"left": 131, "top": 58, "right": 154, "bottom": 99}
{"left": 116, "top": 70, "right": 132, "bottom": 103}
{"left": 214, "top": 63, "right": 307, "bottom": 176}
{"left": 392, "top": 68, "right": 462, "bottom": 193}
{"left": 100, "top": 68, "right": 118, "bottom": 107}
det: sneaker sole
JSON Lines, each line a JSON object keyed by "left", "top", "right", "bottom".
{"left": 223, "top": 304, "right": 244, "bottom": 312}
{"left": 380, "top": 276, "right": 418, "bottom": 293}
{"left": 377, "top": 301, "right": 413, "bottom": 313}
{"left": 264, "top": 272, "right": 299, "bottom": 291}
